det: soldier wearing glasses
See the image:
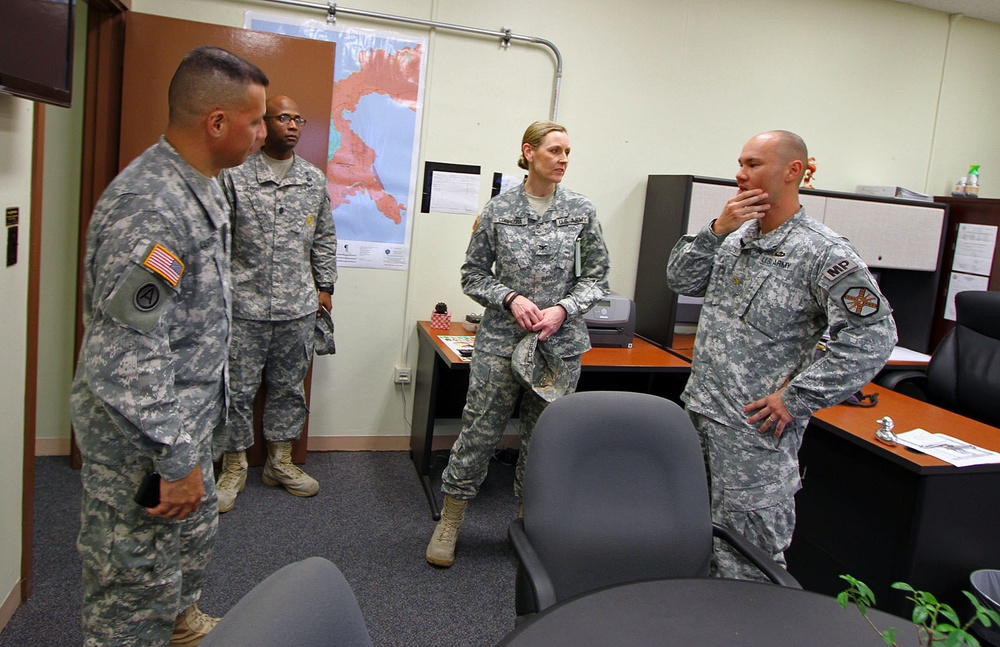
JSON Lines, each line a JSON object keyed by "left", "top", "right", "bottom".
{"left": 216, "top": 95, "right": 338, "bottom": 512}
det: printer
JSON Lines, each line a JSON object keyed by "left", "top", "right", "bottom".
{"left": 583, "top": 294, "right": 636, "bottom": 348}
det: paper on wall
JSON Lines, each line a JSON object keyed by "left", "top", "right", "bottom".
{"left": 952, "top": 223, "right": 998, "bottom": 277}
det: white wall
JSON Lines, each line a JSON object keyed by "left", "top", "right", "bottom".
{"left": 32, "top": 0, "right": 1000, "bottom": 450}
{"left": 36, "top": 9, "right": 86, "bottom": 455}
{"left": 0, "top": 94, "right": 32, "bottom": 619}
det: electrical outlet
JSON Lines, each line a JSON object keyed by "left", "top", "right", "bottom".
{"left": 394, "top": 366, "right": 412, "bottom": 384}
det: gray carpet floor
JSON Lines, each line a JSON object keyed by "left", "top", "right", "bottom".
{"left": 0, "top": 451, "right": 520, "bottom": 646}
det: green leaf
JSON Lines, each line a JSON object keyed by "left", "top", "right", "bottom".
{"left": 912, "top": 606, "right": 930, "bottom": 624}
{"left": 981, "top": 608, "right": 1000, "bottom": 627}
{"left": 881, "top": 628, "right": 896, "bottom": 645}
{"left": 947, "top": 629, "right": 979, "bottom": 647}
{"left": 942, "top": 632, "right": 963, "bottom": 647}
{"left": 940, "top": 606, "right": 961, "bottom": 626}
{"left": 893, "top": 582, "right": 916, "bottom": 593}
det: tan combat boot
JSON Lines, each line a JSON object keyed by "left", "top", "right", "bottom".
{"left": 169, "top": 603, "right": 219, "bottom": 646}
{"left": 426, "top": 495, "right": 468, "bottom": 567}
{"left": 262, "top": 441, "right": 319, "bottom": 497}
{"left": 215, "top": 451, "right": 247, "bottom": 513}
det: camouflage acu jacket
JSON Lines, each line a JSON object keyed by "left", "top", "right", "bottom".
{"left": 71, "top": 138, "right": 230, "bottom": 503}
{"left": 221, "top": 151, "right": 337, "bottom": 321}
{"left": 667, "top": 208, "right": 897, "bottom": 427}
{"left": 462, "top": 183, "right": 610, "bottom": 358}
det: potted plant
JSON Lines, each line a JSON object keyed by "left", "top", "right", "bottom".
{"left": 838, "top": 574, "right": 1000, "bottom": 646}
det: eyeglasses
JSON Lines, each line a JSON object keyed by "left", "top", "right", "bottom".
{"left": 264, "top": 114, "right": 306, "bottom": 126}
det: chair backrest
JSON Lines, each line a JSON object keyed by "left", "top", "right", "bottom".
{"left": 201, "top": 556, "right": 372, "bottom": 647}
{"left": 521, "top": 391, "right": 713, "bottom": 604}
{"left": 926, "top": 290, "right": 1000, "bottom": 428}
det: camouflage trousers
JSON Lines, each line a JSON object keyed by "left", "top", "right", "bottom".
{"left": 687, "top": 410, "right": 803, "bottom": 581}
{"left": 78, "top": 451, "right": 218, "bottom": 646}
{"left": 223, "top": 315, "right": 314, "bottom": 452}
{"left": 442, "top": 350, "right": 581, "bottom": 501}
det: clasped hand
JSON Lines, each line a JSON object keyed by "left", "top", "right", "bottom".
{"left": 509, "top": 295, "right": 566, "bottom": 341}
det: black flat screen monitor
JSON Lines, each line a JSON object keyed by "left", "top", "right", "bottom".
{"left": 0, "top": 0, "right": 75, "bottom": 108}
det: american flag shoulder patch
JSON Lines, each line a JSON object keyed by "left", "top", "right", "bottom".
{"left": 143, "top": 244, "right": 185, "bottom": 287}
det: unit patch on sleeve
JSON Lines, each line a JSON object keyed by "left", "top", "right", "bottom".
{"left": 823, "top": 258, "right": 859, "bottom": 284}
{"left": 842, "top": 286, "right": 880, "bottom": 317}
{"left": 143, "top": 244, "right": 185, "bottom": 287}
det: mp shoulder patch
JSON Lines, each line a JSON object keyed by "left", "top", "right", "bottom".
{"left": 842, "top": 286, "right": 880, "bottom": 317}
{"left": 143, "top": 244, "right": 185, "bottom": 287}
{"left": 823, "top": 258, "right": 859, "bottom": 284}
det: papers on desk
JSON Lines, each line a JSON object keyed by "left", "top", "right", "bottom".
{"left": 895, "top": 429, "right": 1000, "bottom": 467}
{"left": 889, "top": 346, "right": 931, "bottom": 363}
{"left": 439, "top": 335, "right": 474, "bottom": 362}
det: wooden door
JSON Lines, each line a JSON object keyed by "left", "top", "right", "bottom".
{"left": 120, "top": 12, "right": 334, "bottom": 171}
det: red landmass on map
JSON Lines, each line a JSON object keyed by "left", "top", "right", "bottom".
{"left": 327, "top": 46, "right": 422, "bottom": 225}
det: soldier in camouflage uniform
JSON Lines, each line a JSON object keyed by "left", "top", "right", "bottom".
{"left": 71, "top": 47, "right": 268, "bottom": 646}
{"left": 215, "top": 95, "right": 337, "bottom": 512}
{"left": 666, "top": 131, "right": 897, "bottom": 580}
{"left": 426, "top": 121, "right": 610, "bottom": 568}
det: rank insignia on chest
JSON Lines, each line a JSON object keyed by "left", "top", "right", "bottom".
{"left": 307, "top": 214, "right": 314, "bottom": 227}
{"left": 842, "top": 286, "right": 880, "bottom": 317}
{"left": 143, "top": 244, "right": 184, "bottom": 287}
{"left": 733, "top": 277, "right": 741, "bottom": 286}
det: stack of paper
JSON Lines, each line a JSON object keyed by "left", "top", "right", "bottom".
{"left": 855, "top": 185, "right": 933, "bottom": 202}
{"left": 895, "top": 429, "right": 1000, "bottom": 467}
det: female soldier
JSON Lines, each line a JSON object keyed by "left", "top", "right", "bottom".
{"left": 426, "top": 120, "right": 610, "bottom": 567}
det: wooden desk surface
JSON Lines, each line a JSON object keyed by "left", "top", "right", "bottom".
{"left": 416, "top": 321, "right": 690, "bottom": 371}
{"left": 668, "top": 333, "right": 929, "bottom": 367}
{"left": 812, "top": 384, "right": 1000, "bottom": 473}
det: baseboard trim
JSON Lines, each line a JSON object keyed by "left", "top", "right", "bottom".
{"left": 35, "top": 437, "right": 71, "bottom": 456}
{"left": 0, "top": 579, "right": 22, "bottom": 636}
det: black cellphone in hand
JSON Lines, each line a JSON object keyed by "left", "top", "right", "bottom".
{"left": 134, "top": 473, "right": 161, "bottom": 508}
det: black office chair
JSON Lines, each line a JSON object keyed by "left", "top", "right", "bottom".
{"left": 879, "top": 290, "right": 1000, "bottom": 428}
{"left": 508, "top": 391, "right": 799, "bottom": 617}
{"left": 201, "top": 557, "right": 373, "bottom": 647}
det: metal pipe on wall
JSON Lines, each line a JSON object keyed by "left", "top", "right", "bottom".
{"left": 250, "top": 0, "right": 563, "bottom": 120}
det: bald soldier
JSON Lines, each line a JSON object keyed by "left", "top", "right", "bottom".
{"left": 72, "top": 46, "right": 268, "bottom": 646}
{"left": 667, "top": 130, "right": 897, "bottom": 581}
{"left": 215, "top": 95, "right": 337, "bottom": 512}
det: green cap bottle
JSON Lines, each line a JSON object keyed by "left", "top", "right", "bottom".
{"left": 966, "top": 165, "right": 980, "bottom": 197}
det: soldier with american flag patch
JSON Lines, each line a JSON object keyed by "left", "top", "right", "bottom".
{"left": 71, "top": 46, "right": 269, "bottom": 646}
{"left": 667, "top": 131, "right": 897, "bottom": 583}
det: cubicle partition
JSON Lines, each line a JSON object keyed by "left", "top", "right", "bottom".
{"left": 635, "top": 175, "right": 949, "bottom": 353}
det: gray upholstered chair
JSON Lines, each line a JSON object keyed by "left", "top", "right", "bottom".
{"left": 508, "top": 391, "right": 799, "bottom": 617}
{"left": 879, "top": 290, "right": 1000, "bottom": 428}
{"left": 201, "top": 556, "right": 372, "bottom": 647}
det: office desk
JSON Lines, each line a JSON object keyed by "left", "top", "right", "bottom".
{"left": 496, "top": 578, "right": 915, "bottom": 646}
{"left": 411, "top": 321, "right": 691, "bottom": 518}
{"left": 671, "top": 332, "right": 931, "bottom": 368}
{"left": 788, "top": 385, "right": 1000, "bottom": 617}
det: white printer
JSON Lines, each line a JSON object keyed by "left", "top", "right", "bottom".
{"left": 583, "top": 294, "right": 636, "bottom": 348}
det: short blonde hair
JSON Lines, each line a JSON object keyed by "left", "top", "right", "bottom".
{"left": 518, "top": 120, "right": 567, "bottom": 170}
